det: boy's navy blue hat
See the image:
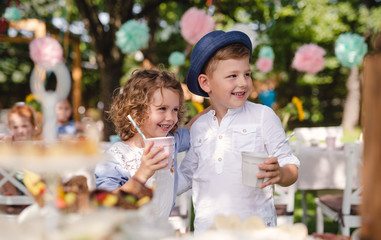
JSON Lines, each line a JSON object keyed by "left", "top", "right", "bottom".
{"left": 187, "top": 30, "right": 252, "bottom": 97}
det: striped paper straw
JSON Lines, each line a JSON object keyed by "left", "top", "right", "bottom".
{"left": 270, "top": 131, "right": 295, "bottom": 157}
{"left": 127, "top": 114, "right": 146, "bottom": 140}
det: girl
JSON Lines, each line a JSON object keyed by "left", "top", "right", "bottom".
{"left": 56, "top": 99, "right": 78, "bottom": 136}
{"left": 6, "top": 104, "right": 38, "bottom": 141}
{"left": 95, "top": 69, "right": 195, "bottom": 217}
{"left": 0, "top": 104, "right": 39, "bottom": 213}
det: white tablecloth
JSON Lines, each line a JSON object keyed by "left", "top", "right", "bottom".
{"left": 295, "top": 146, "right": 360, "bottom": 190}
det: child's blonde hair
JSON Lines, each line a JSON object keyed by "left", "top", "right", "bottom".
{"left": 202, "top": 43, "right": 251, "bottom": 76}
{"left": 109, "top": 69, "right": 185, "bottom": 141}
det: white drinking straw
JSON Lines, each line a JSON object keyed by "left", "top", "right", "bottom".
{"left": 270, "top": 131, "right": 295, "bottom": 157}
{"left": 127, "top": 114, "right": 146, "bottom": 140}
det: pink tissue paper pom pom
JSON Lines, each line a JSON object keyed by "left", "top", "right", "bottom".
{"left": 292, "top": 43, "right": 326, "bottom": 74}
{"left": 255, "top": 58, "right": 273, "bottom": 73}
{"left": 29, "top": 37, "right": 63, "bottom": 70}
{"left": 180, "top": 7, "right": 215, "bottom": 45}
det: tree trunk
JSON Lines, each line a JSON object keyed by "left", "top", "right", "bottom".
{"left": 361, "top": 54, "right": 381, "bottom": 240}
{"left": 74, "top": 0, "right": 133, "bottom": 140}
{"left": 341, "top": 66, "right": 360, "bottom": 130}
{"left": 99, "top": 59, "right": 123, "bottom": 140}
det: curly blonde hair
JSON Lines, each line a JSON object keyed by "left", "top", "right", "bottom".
{"left": 109, "top": 69, "right": 185, "bottom": 141}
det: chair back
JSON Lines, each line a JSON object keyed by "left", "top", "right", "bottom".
{"left": 0, "top": 168, "right": 34, "bottom": 206}
{"left": 274, "top": 183, "right": 296, "bottom": 226}
{"left": 274, "top": 183, "right": 296, "bottom": 213}
{"left": 342, "top": 142, "right": 362, "bottom": 215}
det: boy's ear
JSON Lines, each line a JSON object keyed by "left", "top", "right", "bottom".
{"left": 198, "top": 74, "right": 211, "bottom": 94}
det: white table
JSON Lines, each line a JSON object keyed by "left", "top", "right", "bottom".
{"left": 296, "top": 146, "right": 360, "bottom": 190}
{"left": 294, "top": 145, "right": 361, "bottom": 224}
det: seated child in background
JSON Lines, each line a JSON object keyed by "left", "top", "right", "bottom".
{"left": 177, "top": 31, "right": 300, "bottom": 234}
{"left": 56, "top": 99, "right": 83, "bottom": 136}
{"left": 95, "top": 69, "right": 200, "bottom": 217}
{"left": 0, "top": 103, "right": 39, "bottom": 213}
{"left": 2, "top": 104, "right": 39, "bottom": 142}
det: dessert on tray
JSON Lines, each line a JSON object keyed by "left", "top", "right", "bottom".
{"left": 0, "top": 136, "right": 102, "bottom": 172}
{"left": 22, "top": 173, "right": 153, "bottom": 213}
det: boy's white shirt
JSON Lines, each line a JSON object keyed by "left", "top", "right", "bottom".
{"left": 178, "top": 101, "right": 300, "bottom": 234}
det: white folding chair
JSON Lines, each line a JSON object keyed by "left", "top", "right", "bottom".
{"left": 315, "top": 142, "right": 362, "bottom": 236}
{"left": 168, "top": 189, "right": 192, "bottom": 234}
{"left": 274, "top": 183, "right": 296, "bottom": 225}
{"left": 0, "top": 168, "right": 34, "bottom": 214}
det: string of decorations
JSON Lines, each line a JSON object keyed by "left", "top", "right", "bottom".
{"left": 111, "top": 2, "right": 368, "bottom": 79}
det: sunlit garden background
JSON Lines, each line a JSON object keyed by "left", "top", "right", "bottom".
{"left": 1, "top": 0, "right": 381, "bottom": 236}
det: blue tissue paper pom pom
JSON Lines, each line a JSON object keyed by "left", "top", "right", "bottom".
{"left": 335, "top": 33, "right": 368, "bottom": 68}
{"left": 116, "top": 20, "right": 149, "bottom": 54}
{"left": 169, "top": 51, "right": 185, "bottom": 66}
{"left": 4, "top": 7, "right": 22, "bottom": 21}
{"left": 258, "top": 46, "right": 274, "bottom": 60}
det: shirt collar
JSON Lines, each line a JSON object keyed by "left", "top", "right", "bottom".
{"left": 207, "top": 104, "right": 244, "bottom": 119}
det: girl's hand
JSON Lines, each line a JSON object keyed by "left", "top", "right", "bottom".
{"left": 133, "top": 141, "right": 169, "bottom": 184}
{"left": 257, "top": 157, "right": 281, "bottom": 189}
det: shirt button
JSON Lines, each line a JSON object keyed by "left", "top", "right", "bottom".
{"left": 218, "top": 157, "right": 222, "bottom": 162}
{"left": 213, "top": 116, "right": 216, "bottom": 121}
{"left": 198, "top": 139, "right": 202, "bottom": 143}
{"left": 243, "top": 129, "right": 247, "bottom": 133}
{"left": 218, "top": 135, "right": 223, "bottom": 139}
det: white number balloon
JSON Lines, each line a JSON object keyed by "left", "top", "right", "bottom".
{"left": 30, "top": 62, "right": 71, "bottom": 142}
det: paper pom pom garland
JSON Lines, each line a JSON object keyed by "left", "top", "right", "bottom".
{"left": 116, "top": 19, "right": 149, "bottom": 54}
{"left": 169, "top": 51, "right": 185, "bottom": 66}
{"left": 292, "top": 43, "right": 326, "bottom": 74}
{"left": 255, "top": 58, "right": 273, "bottom": 73}
{"left": 255, "top": 46, "right": 274, "bottom": 73}
{"left": 29, "top": 37, "right": 64, "bottom": 71}
{"left": 180, "top": 7, "right": 215, "bottom": 45}
{"left": 3, "top": 6, "right": 22, "bottom": 21}
{"left": 258, "top": 46, "right": 275, "bottom": 60}
{"left": 229, "top": 23, "right": 257, "bottom": 50}
{"left": 335, "top": 33, "right": 368, "bottom": 68}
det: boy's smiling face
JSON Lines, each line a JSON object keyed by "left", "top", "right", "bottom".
{"left": 199, "top": 57, "right": 252, "bottom": 118}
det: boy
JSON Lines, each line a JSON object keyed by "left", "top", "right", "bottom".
{"left": 177, "top": 31, "right": 300, "bottom": 234}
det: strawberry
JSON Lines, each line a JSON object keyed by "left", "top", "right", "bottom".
{"left": 95, "top": 192, "right": 108, "bottom": 202}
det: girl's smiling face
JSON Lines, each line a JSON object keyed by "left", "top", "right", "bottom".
{"left": 9, "top": 114, "right": 35, "bottom": 141}
{"left": 141, "top": 88, "right": 180, "bottom": 139}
